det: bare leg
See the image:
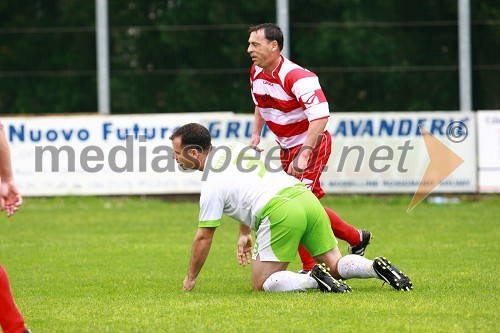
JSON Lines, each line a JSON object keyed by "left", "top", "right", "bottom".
{"left": 312, "top": 247, "right": 343, "bottom": 278}
{"left": 251, "top": 255, "right": 289, "bottom": 291}
{"left": 314, "top": 248, "right": 378, "bottom": 280}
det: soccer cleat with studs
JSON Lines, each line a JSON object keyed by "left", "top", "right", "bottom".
{"left": 373, "top": 256, "right": 413, "bottom": 291}
{"left": 348, "top": 229, "right": 372, "bottom": 256}
{"left": 310, "top": 263, "right": 352, "bottom": 293}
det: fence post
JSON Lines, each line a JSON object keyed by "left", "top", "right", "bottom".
{"left": 458, "top": 0, "right": 472, "bottom": 112}
{"left": 96, "top": 0, "right": 110, "bottom": 114}
{"left": 276, "top": 0, "right": 290, "bottom": 59}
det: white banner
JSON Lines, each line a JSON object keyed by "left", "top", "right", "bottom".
{"left": 3, "top": 112, "right": 476, "bottom": 196}
{"left": 323, "top": 112, "right": 476, "bottom": 193}
{"left": 5, "top": 113, "right": 240, "bottom": 196}
{"left": 477, "top": 110, "right": 500, "bottom": 193}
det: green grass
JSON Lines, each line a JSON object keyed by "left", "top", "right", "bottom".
{"left": 1, "top": 195, "right": 499, "bottom": 332}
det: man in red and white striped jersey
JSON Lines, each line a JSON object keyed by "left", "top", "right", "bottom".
{"left": 247, "top": 23, "right": 372, "bottom": 272}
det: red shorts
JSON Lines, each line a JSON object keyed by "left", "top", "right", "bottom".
{"left": 280, "top": 131, "right": 332, "bottom": 199}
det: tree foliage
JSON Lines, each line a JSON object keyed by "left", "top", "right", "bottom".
{"left": 0, "top": 0, "right": 498, "bottom": 114}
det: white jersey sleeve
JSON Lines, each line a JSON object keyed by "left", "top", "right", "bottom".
{"left": 198, "top": 187, "right": 224, "bottom": 228}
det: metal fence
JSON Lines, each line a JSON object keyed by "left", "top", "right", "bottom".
{"left": 0, "top": 1, "right": 498, "bottom": 114}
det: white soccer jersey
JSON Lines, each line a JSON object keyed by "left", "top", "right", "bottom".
{"left": 198, "top": 142, "right": 301, "bottom": 230}
{"left": 250, "top": 55, "right": 331, "bottom": 149}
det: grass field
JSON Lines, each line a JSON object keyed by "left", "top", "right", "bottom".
{"left": 0, "top": 195, "right": 498, "bottom": 332}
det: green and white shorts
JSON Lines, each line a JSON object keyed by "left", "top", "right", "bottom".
{"left": 252, "top": 186, "right": 337, "bottom": 262}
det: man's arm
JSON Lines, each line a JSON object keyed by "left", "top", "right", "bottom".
{"left": 0, "top": 124, "right": 14, "bottom": 180}
{"left": 287, "top": 117, "right": 329, "bottom": 176}
{"left": 0, "top": 124, "right": 22, "bottom": 216}
{"left": 250, "top": 106, "right": 265, "bottom": 150}
{"left": 183, "top": 227, "right": 216, "bottom": 291}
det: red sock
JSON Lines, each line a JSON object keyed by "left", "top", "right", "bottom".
{"left": 324, "top": 207, "right": 360, "bottom": 246}
{"left": 0, "top": 264, "right": 27, "bottom": 333}
{"left": 297, "top": 244, "right": 316, "bottom": 271}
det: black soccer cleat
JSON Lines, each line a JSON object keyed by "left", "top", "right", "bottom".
{"left": 310, "top": 263, "right": 352, "bottom": 293}
{"left": 373, "top": 256, "right": 413, "bottom": 291}
{"left": 348, "top": 229, "right": 372, "bottom": 256}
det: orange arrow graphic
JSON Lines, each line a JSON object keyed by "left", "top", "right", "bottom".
{"left": 407, "top": 125, "right": 464, "bottom": 212}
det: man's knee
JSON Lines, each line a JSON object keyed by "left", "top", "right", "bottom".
{"left": 313, "top": 247, "right": 342, "bottom": 276}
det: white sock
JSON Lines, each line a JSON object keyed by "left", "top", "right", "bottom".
{"left": 263, "top": 271, "right": 318, "bottom": 292}
{"left": 337, "top": 255, "right": 378, "bottom": 279}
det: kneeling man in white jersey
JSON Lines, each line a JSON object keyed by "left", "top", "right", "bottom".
{"left": 170, "top": 123, "right": 412, "bottom": 293}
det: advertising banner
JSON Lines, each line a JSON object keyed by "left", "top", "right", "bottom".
{"left": 322, "top": 112, "right": 476, "bottom": 194}
{"left": 3, "top": 111, "right": 476, "bottom": 196}
{"left": 5, "top": 113, "right": 235, "bottom": 195}
{"left": 477, "top": 110, "right": 500, "bottom": 193}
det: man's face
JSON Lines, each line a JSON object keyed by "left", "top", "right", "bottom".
{"left": 247, "top": 29, "right": 277, "bottom": 69}
{"left": 171, "top": 136, "right": 199, "bottom": 170}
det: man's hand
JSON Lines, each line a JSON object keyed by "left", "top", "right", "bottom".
{"left": 0, "top": 179, "right": 22, "bottom": 217}
{"left": 250, "top": 133, "right": 263, "bottom": 152}
{"left": 183, "top": 275, "right": 197, "bottom": 291}
{"left": 237, "top": 233, "right": 253, "bottom": 266}
{"left": 287, "top": 147, "right": 311, "bottom": 177}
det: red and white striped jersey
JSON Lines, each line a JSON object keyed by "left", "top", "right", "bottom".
{"left": 250, "top": 55, "right": 330, "bottom": 149}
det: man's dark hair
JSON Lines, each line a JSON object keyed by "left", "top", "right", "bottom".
{"left": 249, "top": 23, "right": 283, "bottom": 51}
{"left": 169, "top": 123, "right": 212, "bottom": 152}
